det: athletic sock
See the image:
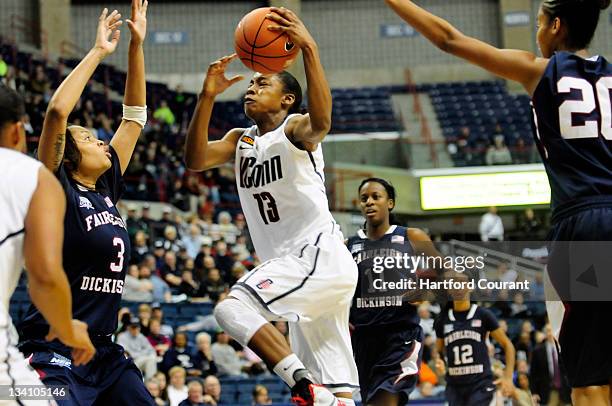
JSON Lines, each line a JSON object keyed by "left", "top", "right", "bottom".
{"left": 273, "top": 354, "right": 308, "bottom": 388}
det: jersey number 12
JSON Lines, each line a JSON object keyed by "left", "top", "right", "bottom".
{"left": 557, "top": 76, "right": 612, "bottom": 140}
{"left": 253, "top": 192, "right": 280, "bottom": 224}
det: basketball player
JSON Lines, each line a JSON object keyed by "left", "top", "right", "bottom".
{"left": 19, "top": 2, "right": 154, "bottom": 404}
{"left": 433, "top": 272, "right": 515, "bottom": 406}
{"left": 184, "top": 7, "right": 358, "bottom": 406}
{"left": 348, "top": 178, "right": 428, "bottom": 406}
{"left": 0, "top": 84, "right": 95, "bottom": 405}
{"left": 386, "top": 0, "right": 611, "bottom": 403}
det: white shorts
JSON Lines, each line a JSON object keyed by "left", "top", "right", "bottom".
{"left": 0, "top": 322, "right": 56, "bottom": 406}
{"left": 231, "top": 231, "right": 359, "bottom": 393}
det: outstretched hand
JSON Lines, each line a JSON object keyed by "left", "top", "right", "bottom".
{"left": 202, "top": 54, "right": 244, "bottom": 97}
{"left": 266, "top": 7, "right": 315, "bottom": 49}
{"left": 94, "top": 8, "right": 122, "bottom": 57}
{"left": 126, "top": 0, "right": 148, "bottom": 44}
{"left": 46, "top": 319, "right": 96, "bottom": 366}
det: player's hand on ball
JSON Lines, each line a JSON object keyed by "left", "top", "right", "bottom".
{"left": 266, "top": 7, "right": 315, "bottom": 49}
{"left": 126, "top": 0, "right": 148, "bottom": 45}
{"left": 46, "top": 319, "right": 96, "bottom": 366}
{"left": 94, "top": 8, "right": 122, "bottom": 56}
{"left": 202, "top": 54, "right": 244, "bottom": 97}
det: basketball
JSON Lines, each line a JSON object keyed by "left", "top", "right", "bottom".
{"left": 234, "top": 7, "right": 299, "bottom": 74}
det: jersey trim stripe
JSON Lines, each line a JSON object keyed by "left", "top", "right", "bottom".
{"left": 0, "top": 228, "right": 25, "bottom": 247}
{"left": 266, "top": 232, "right": 323, "bottom": 306}
{"left": 2, "top": 325, "right": 25, "bottom": 406}
{"left": 324, "top": 383, "right": 361, "bottom": 389}
{"left": 307, "top": 151, "right": 324, "bottom": 182}
{"left": 234, "top": 283, "right": 273, "bottom": 313}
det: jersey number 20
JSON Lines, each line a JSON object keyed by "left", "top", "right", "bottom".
{"left": 557, "top": 76, "right": 612, "bottom": 139}
{"left": 253, "top": 192, "right": 280, "bottom": 224}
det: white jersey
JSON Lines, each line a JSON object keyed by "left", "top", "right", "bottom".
{"left": 235, "top": 114, "right": 337, "bottom": 261}
{"left": 0, "top": 148, "right": 41, "bottom": 317}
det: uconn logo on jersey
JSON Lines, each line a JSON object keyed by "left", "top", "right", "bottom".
{"left": 85, "top": 211, "right": 126, "bottom": 232}
{"left": 239, "top": 155, "right": 283, "bottom": 189}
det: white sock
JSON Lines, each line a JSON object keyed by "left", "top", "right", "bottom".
{"left": 273, "top": 354, "right": 307, "bottom": 387}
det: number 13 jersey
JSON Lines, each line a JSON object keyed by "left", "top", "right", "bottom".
{"left": 21, "top": 146, "right": 129, "bottom": 339}
{"left": 235, "top": 114, "right": 336, "bottom": 262}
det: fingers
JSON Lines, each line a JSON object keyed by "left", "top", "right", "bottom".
{"left": 105, "top": 10, "right": 121, "bottom": 26}
{"left": 266, "top": 12, "right": 291, "bottom": 26}
{"left": 72, "top": 346, "right": 95, "bottom": 366}
{"left": 269, "top": 6, "right": 295, "bottom": 20}
{"left": 111, "top": 29, "right": 121, "bottom": 45}
{"left": 45, "top": 330, "right": 57, "bottom": 342}
{"left": 132, "top": 0, "right": 137, "bottom": 18}
{"left": 267, "top": 25, "right": 288, "bottom": 32}
{"left": 109, "top": 20, "right": 123, "bottom": 31}
{"left": 229, "top": 75, "right": 245, "bottom": 85}
{"left": 99, "top": 8, "right": 108, "bottom": 22}
{"left": 142, "top": 0, "right": 149, "bottom": 16}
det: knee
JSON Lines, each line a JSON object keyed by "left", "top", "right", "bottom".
{"left": 572, "top": 385, "right": 609, "bottom": 404}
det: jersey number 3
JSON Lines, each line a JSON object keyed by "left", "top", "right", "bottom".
{"left": 110, "top": 237, "right": 125, "bottom": 272}
{"left": 557, "top": 76, "right": 612, "bottom": 140}
{"left": 254, "top": 192, "right": 280, "bottom": 225}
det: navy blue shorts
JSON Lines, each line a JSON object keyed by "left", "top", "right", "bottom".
{"left": 352, "top": 324, "right": 422, "bottom": 405}
{"left": 445, "top": 380, "right": 495, "bottom": 406}
{"left": 547, "top": 206, "right": 612, "bottom": 387}
{"left": 24, "top": 341, "right": 155, "bottom": 406}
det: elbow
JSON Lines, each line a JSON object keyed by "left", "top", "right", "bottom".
{"left": 435, "top": 31, "right": 462, "bottom": 54}
{"left": 184, "top": 157, "right": 205, "bottom": 172}
{"left": 46, "top": 102, "right": 70, "bottom": 121}
{"left": 312, "top": 117, "right": 332, "bottom": 135}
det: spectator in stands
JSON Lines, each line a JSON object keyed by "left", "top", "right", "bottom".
{"left": 139, "top": 203, "right": 155, "bottom": 236}
{"left": 131, "top": 230, "right": 151, "bottom": 265}
{"left": 123, "top": 265, "right": 154, "bottom": 302}
{"left": 519, "top": 208, "right": 543, "bottom": 239}
{"left": 479, "top": 206, "right": 504, "bottom": 241}
{"left": 183, "top": 224, "right": 205, "bottom": 259}
{"left": 179, "top": 269, "right": 204, "bottom": 298}
{"left": 161, "top": 332, "right": 196, "bottom": 375}
{"left": 154, "top": 240, "right": 167, "bottom": 270}
{"left": 148, "top": 317, "right": 171, "bottom": 357}
{"left": 192, "top": 332, "right": 218, "bottom": 378}
{"left": 213, "top": 240, "right": 235, "bottom": 277}
{"left": 531, "top": 274, "right": 545, "bottom": 301}
{"left": 195, "top": 254, "right": 215, "bottom": 281}
{"left": 141, "top": 263, "right": 171, "bottom": 303}
{"left": 510, "top": 292, "right": 529, "bottom": 317}
{"left": 154, "top": 100, "right": 176, "bottom": 126}
{"left": 497, "top": 262, "right": 518, "bottom": 283}
{"left": 167, "top": 366, "right": 189, "bottom": 406}
{"left": 126, "top": 204, "right": 142, "bottom": 240}
{"left": 179, "top": 380, "right": 206, "bottom": 406}
{"left": 116, "top": 307, "right": 133, "bottom": 335}
{"left": 509, "top": 372, "right": 536, "bottom": 406}
{"left": 161, "top": 251, "right": 183, "bottom": 288}
{"left": 0, "top": 56, "right": 7, "bottom": 81}
{"left": 156, "top": 207, "right": 178, "bottom": 236}
{"left": 228, "top": 263, "right": 247, "bottom": 286}
{"left": 217, "top": 211, "right": 239, "bottom": 244}
{"left": 145, "top": 378, "right": 167, "bottom": 406}
{"left": 211, "top": 330, "right": 244, "bottom": 377}
{"left": 203, "top": 376, "right": 222, "bottom": 405}
{"left": 512, "top": 137, "right": 532, "bottom": 165}
{"left": 96, "top": 112, "right": 114, "bottom": 143}
{"left": 117, "top": 317, "right": 158, "bottom": 379}
{"left": 139, "top": 303, "right": 153, "bottom": 336}
{"left": 159, "top": 225, "right": 184, "bottom": 253}
{"left": 252, "top": 385, "right": 272, "bottom": 405}
{"left": 152, "top": 303, "right": 175, "bottom": 337}
{"left": 486, "top": 135, "right": 513, "bottom": 165}
{"left": 418, "top": 303, "right": 435, "bottom": 338}
{"left": 202, "top": 268, "right": 228, "bottom": 303}
{"left": 29, "top": 65, "right": 51, "bottom": 97}
{"left": 530, "top": 324, "right": 571, "bottom": 406}
{"left": 154, "top": 371, "right": 170, "bottom": 403}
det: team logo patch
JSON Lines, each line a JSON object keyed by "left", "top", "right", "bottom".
{"left": 444, "top": 324, "right": 454, "bottom": 334}
{"left": 391, "top": 235, "right": 405, "bottom": 244}
{"left": 79, "top": 196, "right": 94, "bottom": 210}
{"left": 104, "top": 196, "right": 113, "bottom": 208}
{"left": 49, "top": 352, "right": 72, "bottom": 369}
{"left": 471, "top": 319, "right": 482, "bottom": 327}
{"left": 256, "top": 279, "right": 274, "bottom": 290}
{"left": 241, "top": 135, "right": 255, "bottom": 146}
{"left": 350, "top": 244, "right": 363, "bottom": 254}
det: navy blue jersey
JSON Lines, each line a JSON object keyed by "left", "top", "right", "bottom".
{"left": 433, "top": 304, "right": 499, "bottom": 386}
{"left": 348, "top": 225, "right": 419, "bottom": 329}
{"left": 21, "top": 146, "right": 129, "bottom": 339}
{"left": 531, "top": 52, "right": 612, "bottom": 220}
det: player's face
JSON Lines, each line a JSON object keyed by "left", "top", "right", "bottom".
{"left": 244, "top": 73, "right": 293, "bottom": 120}
{"left": 359, "top": 182, "right": 394, "bottom": 227}
{"left": 69, "top": 126, "right": 112, "bottom": 174}
{"left": 536, "top": 7, "right": 558, "bottom": 58}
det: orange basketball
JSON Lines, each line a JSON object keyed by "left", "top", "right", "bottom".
{"left": 234, "top": 7, "right": 300, "bottom": 74}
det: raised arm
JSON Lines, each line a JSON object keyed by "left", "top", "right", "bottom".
{"left": 25, "top": 167, "right": 95, "bottom": 366}
{"left": 110, "top": 0, "right": 148, "bottom": 174}
{"left": 491, "top": 327, "right": 516, "bottom": 396}
{"left": 385, "top": 0, "right": 548, "bottom": 95}
{"left": 38, "top": 9, "right": 122, "bottom": 172}
{"left": 184, "top": 54, "right": 244, "bottom": 171}
{"left": 267, "top": 7, "right": 332, "bottom": 150}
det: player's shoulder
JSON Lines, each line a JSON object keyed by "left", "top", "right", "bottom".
{"left": 474, "top": 305, "right": 497, "bottom": 320}
{"left": 225, "top": 127, "right": 248, "bottom": 143}
{"left": 0, "top": 148, "right": 41, "bottom": 168}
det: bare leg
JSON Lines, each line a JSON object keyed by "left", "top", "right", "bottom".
{"left": 367, "top": 391, "right": 399, "bottom": 406}
{"left": 248, "top": 323, "right": 292, "bottom": 368}
{"left": 571, "top": 385, "right": 610, "bottom": 406}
